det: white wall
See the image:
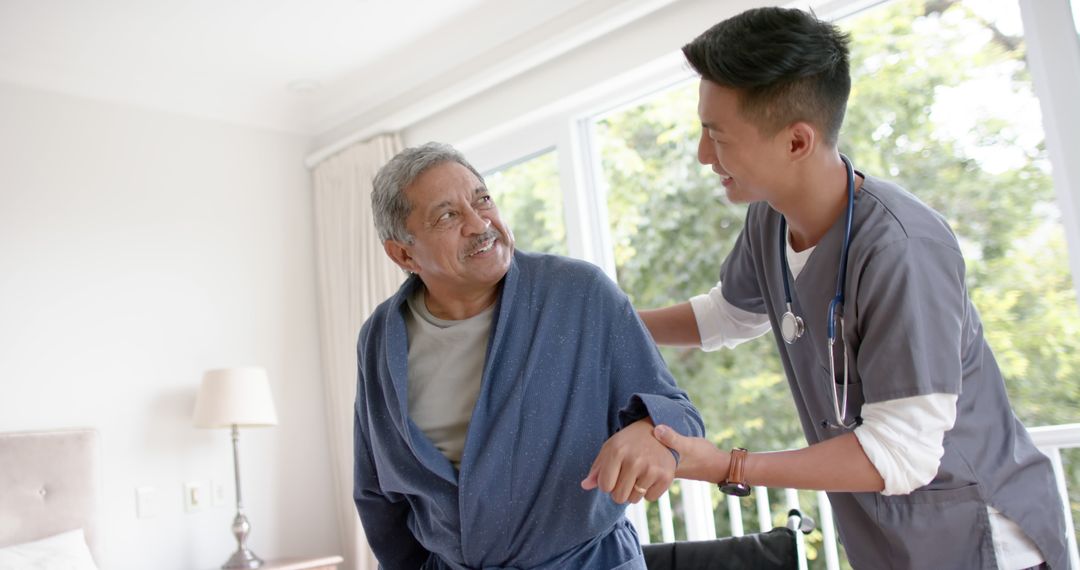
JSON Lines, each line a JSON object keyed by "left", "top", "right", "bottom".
{"left": 0, "top": 82, "right": 339, "bottom": 570}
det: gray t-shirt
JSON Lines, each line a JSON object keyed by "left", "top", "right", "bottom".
{"left": 404, "top": 287, "right": 494, "bottom": 468}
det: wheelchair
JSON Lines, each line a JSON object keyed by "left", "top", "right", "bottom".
{"left": 641, "top": 509, "right": 815, "bottom": 570}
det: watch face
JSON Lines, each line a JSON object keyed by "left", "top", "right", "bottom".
{"left": 719, "top": 482, "right": 752, "bottom": 497}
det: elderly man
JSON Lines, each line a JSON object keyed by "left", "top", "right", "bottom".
{"left": 354, "top": 142, "right": 704, "bottom": 570}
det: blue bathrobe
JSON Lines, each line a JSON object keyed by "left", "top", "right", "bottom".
{"left": 354, "top": 251, "right": 704, "bottom": 570}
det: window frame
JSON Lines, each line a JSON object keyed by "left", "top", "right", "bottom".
{"left": 462, "top": 0, "right": 1080, "bottom": 302}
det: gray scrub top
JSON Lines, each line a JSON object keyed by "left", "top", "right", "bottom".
{"left": 720, "top": 174, "right": 1069, "bottom": 569}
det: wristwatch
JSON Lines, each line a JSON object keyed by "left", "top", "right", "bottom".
{"left": 718, "top": 447, "right": 751, "bottom": 497}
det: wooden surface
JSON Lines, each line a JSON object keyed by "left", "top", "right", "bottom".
{"left": 257, "top": 555, "right": 344, "bottom": 570}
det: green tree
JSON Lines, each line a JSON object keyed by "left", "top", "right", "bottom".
{"left": 485, "top": 150, "right": 567, "bottom": 255}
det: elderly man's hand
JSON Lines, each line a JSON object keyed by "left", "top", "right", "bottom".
{"left": 580, "top": 418, "right": 676, "bottom": 504}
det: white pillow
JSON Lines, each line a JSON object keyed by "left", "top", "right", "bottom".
{"left": 0, "top": 529, "right": 99, "bottom": 570}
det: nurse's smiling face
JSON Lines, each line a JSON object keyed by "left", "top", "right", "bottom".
{"left": 392, "top": 161, "right": 515, "bottom": 301}
{"left": 696, "top": 79, "right": 789, "bottom": 205}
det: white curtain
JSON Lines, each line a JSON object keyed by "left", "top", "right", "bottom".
{"left": 311, "top": 133, "right": 404, "bottom": 570}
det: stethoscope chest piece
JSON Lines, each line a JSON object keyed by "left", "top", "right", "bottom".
{"left": 780, "top": 309, "right": 804, "bottom": 344}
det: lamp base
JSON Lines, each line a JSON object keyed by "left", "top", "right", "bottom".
{"left": 223, "top": 548, "right": 263, "bottom": 569}
{"left": 223, "top": 427, "right": 262, "bottom": 570}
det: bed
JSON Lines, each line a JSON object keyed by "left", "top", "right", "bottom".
{"left": 0, "top": 428, "right": 103, "bottom": 566}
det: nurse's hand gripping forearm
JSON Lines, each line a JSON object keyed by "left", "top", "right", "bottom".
{"left": 581, "top": 418, "right": 677, "bottom": 504}
{"left": 652, "top": 425, "right": 885, "bottom": 493}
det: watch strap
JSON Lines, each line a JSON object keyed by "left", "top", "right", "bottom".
{"left": 719, "top": 447, "right": 751, "bottom": 497}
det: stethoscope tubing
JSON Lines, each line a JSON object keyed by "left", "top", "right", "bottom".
{"left": 829, "top": 156, "right": 856, "bottom": 339}
{"left": 779, "top": 154, "right": 859, "bottom": 429}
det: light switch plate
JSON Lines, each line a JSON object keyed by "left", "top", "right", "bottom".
{"left": 184, "top": 481, "right": 206, "bottom": 513}
{"left": 136, "top": 486, "right": 158, "bottom": 519}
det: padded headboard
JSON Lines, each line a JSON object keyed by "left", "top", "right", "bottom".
{"left": 0, "top": 428, "right": 102, "bottom": 562}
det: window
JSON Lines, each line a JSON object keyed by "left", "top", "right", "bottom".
{"left": 483, "top": 149, "right": 567, "bottom": 255}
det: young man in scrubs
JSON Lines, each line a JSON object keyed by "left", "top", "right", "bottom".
{"left": 628, "top": 7, "right": 1068, "bottom": 569}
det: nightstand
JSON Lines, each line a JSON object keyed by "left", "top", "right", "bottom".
{"left": 258, "top": 555, "right": 344, "bottom": 570}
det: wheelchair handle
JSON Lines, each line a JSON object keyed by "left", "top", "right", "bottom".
{"left": 786, "top": 508, "right": 816, "bottom": 535}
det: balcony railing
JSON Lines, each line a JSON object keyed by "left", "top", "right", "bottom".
{"left": 629, "top": 422, "right": 1080, "bottom": 570}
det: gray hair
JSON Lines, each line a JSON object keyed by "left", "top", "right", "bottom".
{"left": 371, "top": 142, "right": 486, "bottom": 243}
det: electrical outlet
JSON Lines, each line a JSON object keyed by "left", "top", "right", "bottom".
{"left": 135, "top": 486, "right": 159, "bottom": 519}
{"left": 211, "top": 480, "right": 228, "bottom": 508}
{"left": 184, "top": 481, "right": 207, "bottom": 513}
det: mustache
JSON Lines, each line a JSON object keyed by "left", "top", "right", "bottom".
{"left": 466, "top": 229, "right": 501, "bottom": 252}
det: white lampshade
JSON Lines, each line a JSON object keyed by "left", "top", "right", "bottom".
{"left": 193, "top": 367, "right": 279, "bottom": 428}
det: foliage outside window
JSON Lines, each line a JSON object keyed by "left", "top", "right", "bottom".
{"left": 595, "top": 0, "right": 1080, "bottom": 566}
{"left": 484, "top": 150, "right": 567, "bottom": 255}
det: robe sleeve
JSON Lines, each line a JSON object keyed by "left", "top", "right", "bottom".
{"left": 592, "top": 274, "right": 704, "bottom": 438}
{"left": 353, "top": 338, "right": 430, "bottom": 570}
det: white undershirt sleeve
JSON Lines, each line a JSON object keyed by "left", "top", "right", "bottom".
{"left": 689, "top": 284, "right": 771, "bottom": 352}
{"left": 853, "top": 393, "right": 958, "bottom": 495}
{"left": 689, "top": 232, "right": 817, "bottom": 352}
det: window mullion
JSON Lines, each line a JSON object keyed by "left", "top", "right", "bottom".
{"left": 1020, "top": 0, "right": 1080, "bottom": 306}
{"left": 563, "top": 116, "right": 618, "bottom": 279}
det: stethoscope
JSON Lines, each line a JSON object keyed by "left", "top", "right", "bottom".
{"left": 778, "top": 154, "right": 860, "bottom": 430}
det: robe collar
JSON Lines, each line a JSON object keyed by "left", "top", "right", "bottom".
{"left": 382, "top": 252, "right": 522, "bottom": 484}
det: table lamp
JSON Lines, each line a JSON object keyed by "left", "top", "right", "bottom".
{"left": 193, "top": 367, "right": 279, "bottom": 569}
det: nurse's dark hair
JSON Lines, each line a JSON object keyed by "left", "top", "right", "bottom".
{"left": 683, "top": 7, "right": 851, "bottom": 146}
{"left": 371, "top": 141, "right": 486, "bottom": 244}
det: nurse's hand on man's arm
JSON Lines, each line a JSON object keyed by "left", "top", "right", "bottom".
{"left": 580, "top": 418, "right": 677, "bottom": 504}
{"left": 652, "top": 424, "right": 886, "bottom": 493}
{"left": 650, "top": 425, "right": 729, "bottom": 482}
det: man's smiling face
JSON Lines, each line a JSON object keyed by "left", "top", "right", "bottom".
{"left": 393, "top": 161, "right": 515, "bottom": 298}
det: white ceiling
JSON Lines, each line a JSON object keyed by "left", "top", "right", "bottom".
{"left": 0, "top": 0, "right": 668, "bottom": 137}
